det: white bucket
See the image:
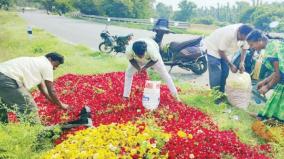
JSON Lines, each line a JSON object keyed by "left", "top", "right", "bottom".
{"left": 142, "top": 80, "right": 161, "bottom": 110}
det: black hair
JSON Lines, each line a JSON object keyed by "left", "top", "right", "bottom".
{"left": 132, "top": 41, "right": 147, "bottom": 56}
{"left": 45, "top": 52, "right": 64, "bottom": 64}
{"left": 246, "top": 30, "right": 266, "bottom": 42}
{"left": 239, "top": 24, "right": 253, "bottom": 36}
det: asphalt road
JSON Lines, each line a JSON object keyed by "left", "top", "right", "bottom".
{"left": 20, "top": 11, "right": 209, "bottom": 87}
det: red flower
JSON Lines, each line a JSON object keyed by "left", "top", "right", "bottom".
{"left": 149, "top": 138, "right": 156, "bottom": 144}
{"left": 33, "top": 72, "right": 271, "bottom": 158}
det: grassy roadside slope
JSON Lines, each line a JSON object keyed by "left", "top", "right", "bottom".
{"left": 0, "top": 11, "right": 128, "bottom": 77}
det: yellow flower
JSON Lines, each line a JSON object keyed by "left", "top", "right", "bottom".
{"left": 41, "top": 122, "right": 170, "bottom": 159}
{"left": 168, "top": 114, "right": 174, "bottom": 120}
{"left": 130, "top": 148, "right": 137, "bottom": 155}
{"left": 188, "top": 133, "right": 193, "bottom": 139}
{"left": 177, "top": 130, "right": 187, "bottom": 138}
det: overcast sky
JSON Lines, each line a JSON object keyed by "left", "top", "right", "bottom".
{"left": 155, "top": 0, "right": 284, "bottom": 10}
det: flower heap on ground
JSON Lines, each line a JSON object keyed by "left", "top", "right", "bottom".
{"left": 33, "top": 72, "right": 271, "bottom": 159}
{"left": 41, "top": 121, "right": 170, "bottom": 159}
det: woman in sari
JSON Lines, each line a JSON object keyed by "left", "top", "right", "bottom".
{"left": 246, "top": 30, "right": 284, "bottom": 122}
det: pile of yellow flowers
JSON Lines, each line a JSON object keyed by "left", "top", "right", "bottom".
{"left": 41, "top": 122, "right": 171, "bottom": 159}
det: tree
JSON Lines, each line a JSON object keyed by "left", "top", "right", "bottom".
{"left": 0, "top": 0, "right": 11, "bottom": 10}
{"left": 174, "top": 0, "right": 196, "bottom": 22}
{"left": 252, "top": 7, "right": 284, "bottom": 31}
{"left": 13, "top": 0, "right": 41, "bottom": 7}
{"left": 72, "top": 0, "right": 99, "bottom": 15}
{"left": 239, "top": 4, "right": 284, "bottom": 31}
{"left": 100, "top": 0, "right": 133, "bottom": 18}
{"left": 97, "top": 0, "right": 153, "bottom": 18}
{"left": 236, "top": 1, "right": 250, "bottom": 10}
{"left": 132, "top": 0, "right": 154, "bottom": 19}
{"left": 235, "top": 1, "right": 250, "bottom": 22}
{"left": 40, "top": 0, "right": 55, "bottom": 13}
{"left": 192, "top": 16, "right": 215, "bottom": 25}
{"left": 54, "top": 0, "right": 73, "bottom": 15}
{"left": 155, "top": 2, "right": 173, "bottom": 19}
{"left": 239, "top": 7, "right": 255, "bottom": 23}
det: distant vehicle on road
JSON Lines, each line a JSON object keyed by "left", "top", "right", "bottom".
{"left": 99, "top": 29, "right": 133, "bottom": 54}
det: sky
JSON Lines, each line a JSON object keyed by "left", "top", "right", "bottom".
{"left": 155, "top": 0, "right": 284, "bottom": 10}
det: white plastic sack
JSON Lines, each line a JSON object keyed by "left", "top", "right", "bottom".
{"left": 142, "top": 80, "right": 161, "bottom": 110}
{"left": 225, "top": 72, "right": 252, "bottom": 110}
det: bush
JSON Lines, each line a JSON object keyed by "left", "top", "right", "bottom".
{"left": 192, "top": 16, "right": 216, "bottom": 25}
{"left": 0, "top": 122, "right": 52, "bottom": 159}
{"left": 275, "top": 20, "right": 284, "bottom": 32}
{"left": 215, "top": 21, "right": 230, "bottom": 27}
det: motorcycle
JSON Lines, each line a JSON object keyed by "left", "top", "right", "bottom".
{"left": 232, "top": 21, "right": 284, "bottom": 103}
{"left": 152, "top": 19, "right": 207, "bottom": 75}
{"left": 99, "top": 30, "right": 133, "bottom": 54}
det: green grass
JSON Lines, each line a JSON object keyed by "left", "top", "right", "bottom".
{"left": 177, "top": 82, "right": 284, "bottom": 158}
{"left": 177, "top": 82, "right": 265, "bottom": 145}
{"left": 0, "top": 123, "right": 47, "bottom": 159}
{"left": 0, "top": 11, "right": 283, "bottom": 158}
{"left": 186, "top": 24, "right": 217, "bottom": 36}
{"left": 0, "top": 11, "right": 128, "bottom": 78}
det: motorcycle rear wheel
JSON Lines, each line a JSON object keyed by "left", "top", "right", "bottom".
{"left": 99, "top": 42, "right": 113, "bottom": 53}
{"left": 191, "top": 57, "right": 208, "bottom": 75}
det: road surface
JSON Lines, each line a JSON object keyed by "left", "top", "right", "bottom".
{"left": 20, "top": 11, "right": 209, "bottom": 87}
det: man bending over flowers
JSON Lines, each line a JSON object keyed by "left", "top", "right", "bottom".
{"left": 123, "top": 38, "right": 180, "bottom": 101}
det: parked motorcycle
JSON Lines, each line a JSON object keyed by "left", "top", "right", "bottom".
{"left": 152, "top": 19, "right": 207, "bottom": 75}
{"left": 99, "top": 30, "right": 133, "bottom": 54}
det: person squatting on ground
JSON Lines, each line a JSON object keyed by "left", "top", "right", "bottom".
{"left": 123, "top": 38, "right": 180, "bottom": 101}
{"left": 246, "top": 30, "right": 284, "bottom": 121}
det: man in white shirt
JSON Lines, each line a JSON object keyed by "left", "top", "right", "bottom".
{"left": 203, "top": 24, "right": 253, "bottom": 93}
{"left": 0, "top": 52, "right": 69, "bottom": 123}
{"left": 123, "top": 38, "right": 179, "bottom": 100}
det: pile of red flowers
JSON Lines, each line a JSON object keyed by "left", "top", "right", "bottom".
{"left": 33, "top": 72, "right": 271, "bottom": 159}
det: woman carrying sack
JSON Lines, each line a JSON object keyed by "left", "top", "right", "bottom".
{"left": 246, "top": 30, "right": 284, "bottom": 122}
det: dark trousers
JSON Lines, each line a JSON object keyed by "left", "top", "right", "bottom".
{"left": 0, "top": 72, "right": 39, "bottom": 123}
{"left": 207, "top": 54, "right": 229, "bottom": 93}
